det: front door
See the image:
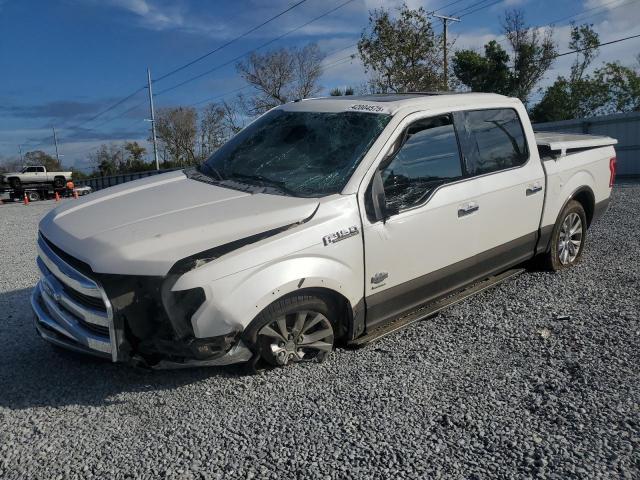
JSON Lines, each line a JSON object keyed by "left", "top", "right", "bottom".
{"left": 361, "top": 114, "right": 483, "bottom": 329}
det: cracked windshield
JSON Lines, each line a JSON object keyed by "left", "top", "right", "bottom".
{"left": 202, "top": 109, "right": 391, "bottom": 197}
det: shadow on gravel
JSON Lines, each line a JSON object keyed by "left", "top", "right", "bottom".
{"left": 0, "top": 287, "right": 246, "bottom": 411}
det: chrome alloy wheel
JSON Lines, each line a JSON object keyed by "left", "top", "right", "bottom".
{"left": 558, "top": 212, "right": 583, "bottom": 265}
{"left": 258, "top": 311, "right": 334, "bottom": 366}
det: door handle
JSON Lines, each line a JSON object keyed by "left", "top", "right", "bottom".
{"left": 458, "top": 202, "right": 479, "bottom": 217}
{"left": 526, "top": 184, "right": 543, "bottom": 196}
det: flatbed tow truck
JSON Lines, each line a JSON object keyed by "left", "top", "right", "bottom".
{"left": 0, "top": 183, "right": 67, "bottom": 203}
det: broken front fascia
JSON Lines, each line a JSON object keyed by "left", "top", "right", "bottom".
{"left": 101, "top": 211, "right": 318, "bottom": 366}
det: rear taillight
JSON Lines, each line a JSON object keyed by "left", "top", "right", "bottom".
{"left": 609, "top": 156, "right": 617, "bottom": 188}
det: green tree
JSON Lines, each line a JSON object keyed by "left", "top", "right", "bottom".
{"left": 453, "top": 41, "right": 512, "bottom": 95}
{"left": 122, "top": 141, "right": 150, "bottom": 172}
{"left": 532, "top": 24, "right": 608, "bottom": 122}
{"left": 358, "top": 4, "right": 443, "bottom": 93}
{"left": 453, "top": 9, "right": 556, "bottom": 104}
{"left": 596, "top": 62, "right": 640, "bottom": 114}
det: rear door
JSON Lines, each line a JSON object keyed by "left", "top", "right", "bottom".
{"left": 453, "top": 108, "right": 545, "bottom": 267}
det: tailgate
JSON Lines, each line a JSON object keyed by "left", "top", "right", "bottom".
{"left": 535, "top": 131, "right": 617, "bottom": 153}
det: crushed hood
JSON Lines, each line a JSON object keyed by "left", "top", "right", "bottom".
{"left": 39, "top": 170, "right": 319, "bottom": 276}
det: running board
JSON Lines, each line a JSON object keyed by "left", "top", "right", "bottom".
{"left": 348, "top": 268, "right": 525, "bottom": 347}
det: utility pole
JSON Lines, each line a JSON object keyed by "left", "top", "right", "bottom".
{"left": 147, "top": 67, "right": 160, "bottom": 171}
{"left": 433, "top": 14, "right": 460, "bottom": 90}
{"left": 18, "top": 145, "right": 23, "bottom": 164}
{"left": 52, "top": 127, "right": 60, "bottom": 163}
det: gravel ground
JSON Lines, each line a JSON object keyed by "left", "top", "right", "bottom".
{"left": 0, "top": 187, "right": 639, "bottom": 480}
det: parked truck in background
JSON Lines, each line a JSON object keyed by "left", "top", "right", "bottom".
{"left": 1, "top": 165, "right": 72, "bottom": 190}
{"left": 31, "top": 93, "right": 617, "bottom": 369}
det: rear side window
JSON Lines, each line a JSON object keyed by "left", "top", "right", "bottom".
{"left": 36, "top": 167, "right": 45, "bottom": 172}
{"left": 454, "top": 109, "right": 528, "bottom": 176}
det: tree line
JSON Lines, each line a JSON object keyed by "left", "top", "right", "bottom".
{"left": 2, "top": 3, "right": 637, "bottom": 176}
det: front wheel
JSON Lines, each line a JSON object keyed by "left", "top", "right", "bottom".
{"left": 248, "top": 295, "right": 335, "bottom": 367}
{"left": 9, "top": 178, "right": 20, "bottom": 190}
{"left": 542, "top": 200, "right": 587, "bottom": 271}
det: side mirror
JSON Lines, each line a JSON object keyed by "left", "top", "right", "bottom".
{"left": 371, "top": 169, "right": 389, "bottom": 223}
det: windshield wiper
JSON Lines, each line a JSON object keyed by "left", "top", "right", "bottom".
{"left": 199, "top": 163, "right": 225, "bottom": 180}
{"left": 229, "top": 172, "right": 298, "bottom": 197}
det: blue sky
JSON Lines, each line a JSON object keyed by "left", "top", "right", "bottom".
{"left": 1, "top": 0, "right": 638, "bottom": 170}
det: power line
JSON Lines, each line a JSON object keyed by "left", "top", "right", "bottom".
{"left": 21, "top": 2, "right": 312, "bottom": 151}
{"left": 555, "top": 32, "right": 640, "bottom": 57}
{"left": 154, "top": 0, "right": 356, "bottom": 97}
{"left": 544, "top": 0, "right": 634, "bottom": 27}
{"left": 433, "top": 0, "right": 468, "bottom": 14}
{"left": 450, "top": 0, "right": 495, "bottom": 17}
{"left": 457, "top": 0, "right": 502, "bottom": 18}
{"left": 153, "top": 0, "right": 309, "bottom": 83}
{"left": 493, "top": 0, "right": 638, "bottom": 45}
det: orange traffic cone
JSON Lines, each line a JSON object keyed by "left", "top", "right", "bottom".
{"left": 23, "top": 193, "right": 29, "bottom": 205}
{"left": 73, "top": 191, "right": 79, "bottom": 200}
{"left": 55, "top": 192, "right": 61, "bottom": 202}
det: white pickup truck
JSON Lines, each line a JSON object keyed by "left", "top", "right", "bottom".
{"left": 2, "top": 165, "right": 72, "bottom": 189}
{"left": 32, "top": 93, "right": 617, "bottom": 369}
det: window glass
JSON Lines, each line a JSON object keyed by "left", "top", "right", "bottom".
{"left": 202, "top": 110, "right": 391, "bottom": 197}
{"left": 26, "top": 167, "right": 37, "bottom": 172}
{"left": 455, "top": 109, "right": 528, "bottom": 176}
{"left": 380, "top": 115, "right": 462, "bottom": 212}
{"left": 36, "top": 167, "right": 45, "bottom": 172}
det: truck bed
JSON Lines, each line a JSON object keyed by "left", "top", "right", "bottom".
{"left": 535, "top": 131, "right": 617, "bottom": 156}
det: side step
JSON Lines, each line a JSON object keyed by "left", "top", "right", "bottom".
{"left": 348, "top": 268, "right": 525, "bottom": 347}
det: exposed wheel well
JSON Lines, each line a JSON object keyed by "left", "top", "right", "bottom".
{"left": 247, "top": 287, "right": 354, "bottom": 342}
{"left": 572, "top": 189, "right": 595, "bottom": 227}
{"left": 285, "top": 287, "right": 353, "bottom": 340}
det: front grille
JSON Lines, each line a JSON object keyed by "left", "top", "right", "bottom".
{"left": 34, "top": 234, "right": 115, "bottom": 359}
{"left": 62, "top": 283, "right": 107, "bottom": 312}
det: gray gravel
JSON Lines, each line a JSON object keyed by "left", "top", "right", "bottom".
{"left": 1, "top": 188, "right": 639, "bottom": 479}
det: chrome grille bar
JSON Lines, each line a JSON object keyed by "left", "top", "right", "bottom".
{"left": 32, "top": 234, "right": 117, "bottom": 361}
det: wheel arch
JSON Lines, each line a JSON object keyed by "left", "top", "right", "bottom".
{"left": 181, "top": 254, "right": 365, "bottom": 340}
{"left": 242, "top": 287, "right": 357, "bottom": 343}
{"left": 562, "top": 185, "right": 595, "bottom": 227}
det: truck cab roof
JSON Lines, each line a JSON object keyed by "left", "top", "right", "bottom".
{"left": 279, "top": 92, "right": 518, "bottom": 115}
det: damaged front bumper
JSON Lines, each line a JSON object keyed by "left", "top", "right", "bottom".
{"left": 31, "top": 234, "right": 252, "bottom": 369}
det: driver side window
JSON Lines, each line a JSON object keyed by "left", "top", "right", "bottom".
{"left": 380, "top": 115, "right": 463, "bottom": 212}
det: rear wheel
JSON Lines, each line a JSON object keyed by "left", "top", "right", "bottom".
{"left": 248, "top": 295, "right": 335, "bottom": 367}
{"left": 27, "top": 191, "right": 40, "bottom": 202}
{"left": 542, "top": 200, "right": 587, "bottom": 271}
{"left": 53, "top": 177, "right": 65, "bottom": 189}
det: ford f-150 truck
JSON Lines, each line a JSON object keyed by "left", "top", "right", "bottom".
{"left": 2, "top": 165, "right": 72, "bottom": 189}
{"left": 32, "top": 93, "right": 617, "bottom": 369}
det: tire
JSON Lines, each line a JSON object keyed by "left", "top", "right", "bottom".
{"left": 245, "top": 295, "right": 336, "bottom": 367}
{"left": 9, "top": 178, "right": 20, "bottom": 190}
{"left": 541, "top": 200, "right": 587, "bottom": 271}
{"left": 27, "top": 191, "right": 40, "bottom": 202}
{"left": 53, "top": 177, "right": 65, "bottom": 189}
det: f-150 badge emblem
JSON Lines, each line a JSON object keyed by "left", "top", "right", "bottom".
{"left": 323, "top": 226, "right": 359, "bottom": 246}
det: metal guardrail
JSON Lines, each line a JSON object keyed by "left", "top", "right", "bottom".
{"left": 75, "top": 168, "right": 181, "bottom": 191}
